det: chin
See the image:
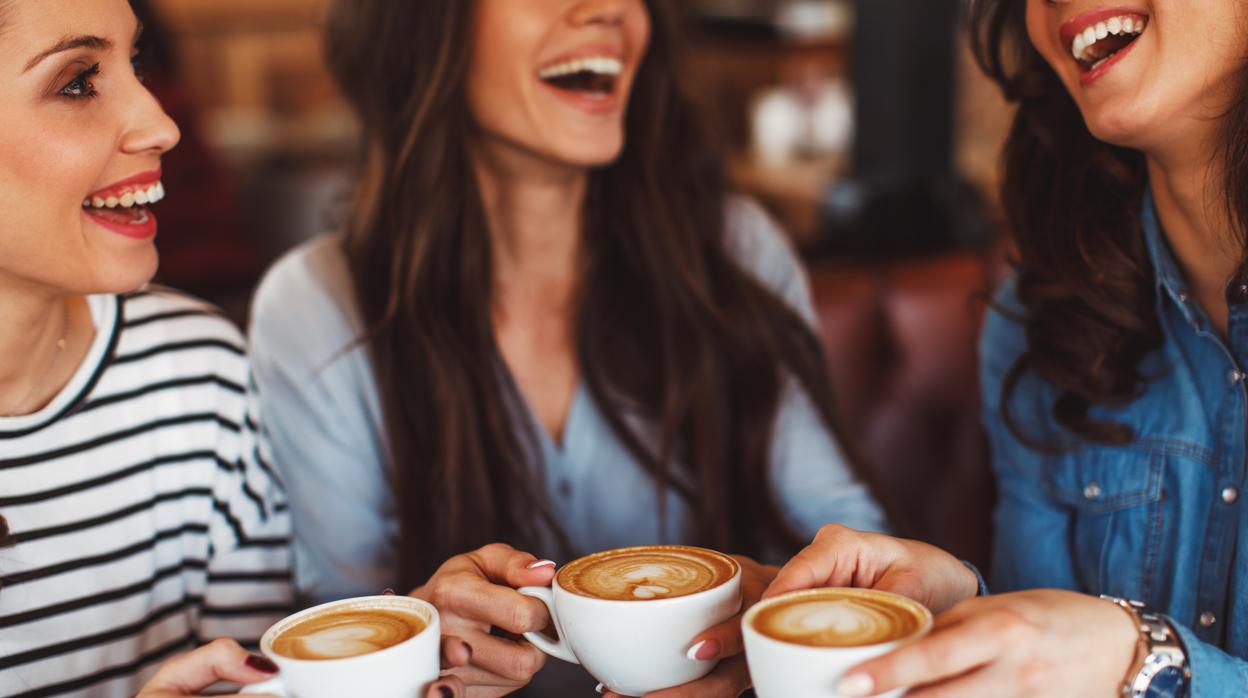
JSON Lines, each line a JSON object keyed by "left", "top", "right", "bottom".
{"left": 1079, "top": 104, "right": 1150, "bottom": 150}
{"left": 555, "top": 137, "right": 626, "bottom": 169}
{"left": 93, "top": 250, "right": 159, "bottom": 295}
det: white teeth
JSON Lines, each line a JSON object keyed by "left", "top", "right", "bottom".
{"left": 538, "top": 56, "right": 624, "bottom": 80}
{"left": 1069, "top": 15, "right": 1146, "bottom": 63}
{"left": 82, "top": 181, "right": 166, "bottom": 209}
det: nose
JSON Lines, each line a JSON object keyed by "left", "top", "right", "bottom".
{"left": 119, "top": 81, "right": 181, "bottom": 157}
{"left": 568, "top": 0, "right": 629, "bottom": 27}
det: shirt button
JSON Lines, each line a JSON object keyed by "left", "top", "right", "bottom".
{"left": 1223, "top": 487, "right": 1240, "bottom": 504}
{"left": 1231, "top": 370, "right": 1245, "bottom": 385}
{"left": 1200, "top": 611, "right": 1217, "bottom": 627}
{"left": 1083, "top": 482, "right": 1102, "bottom": 500}
{"left": 1178, "top": 290, "right": 1190, "bottom": 303}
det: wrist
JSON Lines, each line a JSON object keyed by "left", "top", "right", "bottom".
{"left": 1100, "top": 596, "right": 1191, "bottom": 698}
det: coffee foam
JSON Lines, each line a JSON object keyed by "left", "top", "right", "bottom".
{"left": 752, "top": 589, "right": 928, "bottom": 647}
{"left": 271, "top": 608, "right": 426, "bottom": 660}
{"left": 558, "top": 545, "right": 738, "bottom": 601}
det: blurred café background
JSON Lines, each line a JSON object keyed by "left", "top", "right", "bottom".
{"left": 141, "top": 0, "right": 1015, "bottom": 571}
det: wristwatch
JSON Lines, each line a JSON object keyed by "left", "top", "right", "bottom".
{"left": 1100, "top": 596, "right": 1191, "bottom": 698}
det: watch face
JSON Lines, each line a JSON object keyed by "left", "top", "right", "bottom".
{"left": 1146, "top": 666, "right": 1187, "bottom": 698}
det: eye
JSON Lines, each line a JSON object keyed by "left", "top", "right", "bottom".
{"left": 59, "top": 63, "right": 101, "bottom": 99}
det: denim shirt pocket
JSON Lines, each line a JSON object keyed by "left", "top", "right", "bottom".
{"left": 1044, "top": 448, "right": 1166, "bottom": 601}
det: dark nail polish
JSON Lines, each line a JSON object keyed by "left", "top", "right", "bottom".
{"left": 439, "top": 687, "right": 454, "bottom": 698}
{"left": 246, "top": 654, "right": 279, "bottom": 673}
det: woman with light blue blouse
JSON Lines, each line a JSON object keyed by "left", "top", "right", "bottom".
{"left": 249, "top": 0, "right": 885, "bottom": 695}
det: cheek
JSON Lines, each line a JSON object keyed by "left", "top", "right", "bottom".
{"left": 0, "top": 113, "right": 105, "bottom": 226}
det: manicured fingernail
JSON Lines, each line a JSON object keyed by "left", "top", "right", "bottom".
{"left": 595, "top": 683, "right": 605, "bottom": 694}
{"left": 686, "top": 639, "right": 721, "bottom": 661}
{"left": 246, "top": 654, "right": 279, "bottom": 673}
{"left": 382, "top": 588, "right": 396, "bottom": 595}
{"left": 439, "top": 687, "right": 454, "bottom": 698}
{"left": 837, "top": 673, "right": 874, "bottom": 697}
{"left": 527, "top": 559, "right": 556, "bottom": 569}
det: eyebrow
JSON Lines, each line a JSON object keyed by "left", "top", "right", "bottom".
{"left": 23, "top": 21, "right": 144, "bottom": 74}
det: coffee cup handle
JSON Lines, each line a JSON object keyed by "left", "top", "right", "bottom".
{"left": 516, "top": 586, "right": 579, "bottom": 665}
{"left": 239, "top": 678, "right": 286, "bottom": 696}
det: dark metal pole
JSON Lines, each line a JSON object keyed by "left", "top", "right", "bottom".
{"left": 818, "top": 0, "right": 987, "bottom": 256}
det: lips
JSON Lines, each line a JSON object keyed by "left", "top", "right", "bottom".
{"left": 536, "top": 46, "right": 627, "bottom": 114}
{"left": 81, "top": 169, "right": 165, "bottom": 240}
{"left": 1058, "top": 6, "right": 1149, "bottom": 83}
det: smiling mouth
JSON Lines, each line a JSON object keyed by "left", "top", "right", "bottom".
{"left": 1070, "top": 14, "right": 1148, "bottom": 71}
{"left": 82, "top": 181, "right": 165, "bottom": 225}
{"left": 538, "top": 56, "right": 622, "bottom": 97}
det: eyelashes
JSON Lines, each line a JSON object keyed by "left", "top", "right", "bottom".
{"left": 56, "top": 53, "right": 144, "bottom": 101}
{"left": 59, "top": 63, "right": 100, "bottom": 100}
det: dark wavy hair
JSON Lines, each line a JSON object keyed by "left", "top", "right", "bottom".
{"left": 965, "top": 0, "right": 1237, "bottom": 445}
{"left": 325, "top": 0, "right": 872, "bottom": 587}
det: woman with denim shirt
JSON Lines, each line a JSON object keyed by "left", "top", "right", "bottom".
{"left": 736, "top": 1, "right": 1248, "bottom": 697}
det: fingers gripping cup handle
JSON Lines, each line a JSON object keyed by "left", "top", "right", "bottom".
{"left": 517, "top": 586, "right": 579, "bottom": 665}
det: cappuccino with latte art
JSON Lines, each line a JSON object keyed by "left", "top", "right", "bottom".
{"left": 272, "top": 608, "right": 426, "bottom": 660}
{"left": 751, "top": 587, "right": 927, "bottom": 647}
{"left": 557, "top": 545, "right": 738, "bottom": 601}
{"left": 743, "top": 588, "right": 933, "bottom": 698}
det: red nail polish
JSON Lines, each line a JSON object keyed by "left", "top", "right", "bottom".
{"left": 246, "top": 654, "right": 279, "bottom": 673}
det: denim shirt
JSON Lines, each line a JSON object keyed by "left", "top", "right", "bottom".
{"left": 980, "top": 191, "right": 1248, "bottom": 697}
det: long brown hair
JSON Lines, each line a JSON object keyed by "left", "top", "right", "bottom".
{"left": 966, "top": 1, "right": 1244, "bottom": 445}
{"left": 325, "top": 1, "right": 868, "bottom": 587}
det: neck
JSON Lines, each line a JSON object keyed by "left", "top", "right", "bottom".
{"left": 472, "top": 139, "right": 588, "bottom": 312}
{"left": 0, "top": 281, "right": 76, "bottom": 416}
{"left": 1146, "top": 150, "right": 1240, "bottom": 334}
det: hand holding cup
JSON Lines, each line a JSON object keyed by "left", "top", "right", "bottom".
{"left": 411, "top": 543, "right": 557, "bottom": 696}
{"left": 764, "top": 524, "right": 980, "bottom": 613}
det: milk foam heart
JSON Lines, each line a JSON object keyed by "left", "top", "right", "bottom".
{"left": 752, "top": 589, "right": 927, "bottom": 647}
{"left": 271, "top": 609, "right": 426, "bottom": 660}
{"left": 557, "top": 546, "right": 738, "bottom": 601}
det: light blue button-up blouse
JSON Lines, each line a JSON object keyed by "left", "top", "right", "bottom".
{"left": 249, "top": 198, "right": 886, "bottom": 605}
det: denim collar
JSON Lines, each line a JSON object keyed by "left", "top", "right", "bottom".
{"left": 1140, "top": 186, "right": 1207, "bottom": 330}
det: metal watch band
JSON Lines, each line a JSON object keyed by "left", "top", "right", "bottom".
{"left": 1100, "top": 596, "right": 1190, "bottom": 698}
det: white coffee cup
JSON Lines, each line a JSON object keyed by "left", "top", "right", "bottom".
{"left": 743, "top": 588, "right": 933, "bottom": 698}
{"left": 241, "top": 595, "right": 440, "bottom": 698}
{"left": 518, "top": 549, "right": 742, "bottom": 697}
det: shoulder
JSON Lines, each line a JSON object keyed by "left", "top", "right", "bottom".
{"left": 253, "top": 236, "right": 358, "bottom": 328}
{"left": 978, "top": 275, "right": 1032, "bottom": 413}
{"left": 723, "top": 195, "right": 804, "bottom": 288}
{"left": 114, "top": 287, "right": 248, "bottom": 377}
{"left": 250, "top": 236, "right": 364, "bottom": 373}
{"left": 722, "top": 196, "right": 815, "bottom": 322}
{"left": 978, "top": 276, "right": 1069, "bottom": 454}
